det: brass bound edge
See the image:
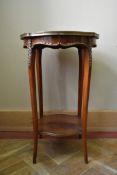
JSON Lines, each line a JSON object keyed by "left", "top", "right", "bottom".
{"left": 20, "top": 31, "right": 99, "bottom": 40}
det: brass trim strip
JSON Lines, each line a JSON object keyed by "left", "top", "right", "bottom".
{"left": 20, "top": 31, "right": 99, "bottom": 39}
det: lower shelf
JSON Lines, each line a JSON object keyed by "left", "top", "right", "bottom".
{"left": 38, "top": 114, "right": 82, "bottom": 137}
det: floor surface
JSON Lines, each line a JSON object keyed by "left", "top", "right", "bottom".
{"left": 0, "top": 139, "right": 117, "bottom": 175}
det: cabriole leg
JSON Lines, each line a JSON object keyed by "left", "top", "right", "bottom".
{"left": 81, "top": 47, "right": 92, "bottom": 163}
{"left": 28, "top": 48, "right": 38, "bottom": 164}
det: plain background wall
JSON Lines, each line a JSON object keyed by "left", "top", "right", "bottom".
{"left": 0, "top": 0, "right": 117, "bottom": 111}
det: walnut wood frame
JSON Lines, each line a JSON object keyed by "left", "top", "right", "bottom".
{"left": 21, "top": 31, "right": 99, "bottom": 164}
